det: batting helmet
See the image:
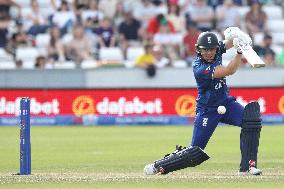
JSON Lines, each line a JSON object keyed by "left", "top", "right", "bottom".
{"left": 196, "top": 32, "right": 219, "bottom": 49}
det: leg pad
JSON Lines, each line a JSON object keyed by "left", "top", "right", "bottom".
{"left": 240, "top": 102, "right": 262, "bottom": 172}
{"left": 154, "top": 145, "right": 210, "bottom": 174}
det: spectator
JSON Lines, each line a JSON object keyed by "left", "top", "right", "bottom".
{"left": 113, "top": 0, "right": 126, "bottom": 28}
{"left": 245, "top": 0, "right": 268, "bottom": 38}
{"left": 12, "top": 21, "right": 29, "bottom": 47}
{"left": 34, "top": 55, "right": 46, "bottom": 69}
{"left": 0, "top": 13, "right": 9, "bottom": 48}
{"left": 151, "top": 0, "right": 167, "bottom": 15}
{"left": 99, "top": 0, "right": 120, "bottom": 19}
{"left": 0, "top": 0, "right": 21, "bottom": 18}
{"left": 178, "top": 0, "right": 192, "bottom": 16}
{"left": 185, "top": 0, "right": 214, "bottom": 32}
{"left": 253, "top": 33, "right": 274, "bottom": 58}
{"left": 118, "top": 11, "right": 142, "bottom": 59}
{"left": 133, "top": 0, "right": 158, "bottom": 29}
{"left": 135, "top": 43, "right": 157, "bottom": 77}
{"left": 15, "top": 59, "right": 23, "bottom": 68}
{"left": 135, "top": 43, "right": 155, "bottom": 68}
{"left": 152, "top": 44, "right": 171, "bottom": 68}
{"left": 147, "top": 14, "right": 175, "bottom": 39}
{"left": 153, "top": 18, "right": 181, "bottom": 61}
{"left": 81, "top": 0, "right": 104, "bottom": 29}
{"left": 51, "top": 0, "right": 76, "bottom": 36}
{"left": 0, "top": 0, "right": 22, "bottom": 48}
{"left": 122, "top": 0, "right": 141, "bottom": 13}
{"left": 263, "top": 48, "right": 276, "bottom": 66}
{"left": 65, "top": 24, "right": 93, "bottom": 64}
{"left": 207, "top": 0, "right": 223, "bottom": 10}
{"left": 6, "top": 20, "right": 29, "bottom": 61}
{"left": 51, "top": 0, "right": 73, "bottom": 9}
{"left": 95, "top": 17, "right": 116, "bottom": 48}
{"left": 253, "top": 33, "right": 276, "bottom": 67}
{"left": 233, "top": 0, "right": 244, "bottom": 5}
{"left": 25, "top": 0, "right": 49, "bottom": 37}
{"left": 79, "top": 1, "right": 102, "bottom": 52}
{"left": 72, "top": 0, "right": 92, "bottom": 23}
{"left": 47, "top": 26, "right": 65, "bottom": 64}
{"left": 166, "top": 0, "right": 186, "bottom": 33}
{"left": 183, "top": 22, "right": 200, "bottom": 66}
{"left": 215, "top": 0, "right": 240, "bottom": 33}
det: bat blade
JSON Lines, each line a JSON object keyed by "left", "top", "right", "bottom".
{"left": 238, "top": 44, "right": 266, "bottom": 68}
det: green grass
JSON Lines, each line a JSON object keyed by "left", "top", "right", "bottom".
{"left": 0, "top": 125, "right": 284, "bottom": 189}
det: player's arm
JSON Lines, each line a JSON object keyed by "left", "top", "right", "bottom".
{"left": 213, "top": 52, "right": 242, "bottom": 78}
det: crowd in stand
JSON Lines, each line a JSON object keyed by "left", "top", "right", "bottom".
{"left": 0, "top": 0, "right": 284, "bottom": 70}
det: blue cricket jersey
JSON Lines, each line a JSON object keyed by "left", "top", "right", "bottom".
{"left": 193, "top": 42, "right": 229, "bottom": 107}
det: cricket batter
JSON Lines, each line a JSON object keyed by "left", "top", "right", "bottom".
{"left": 144, "top": 27, "right": 262, "bottom": 176}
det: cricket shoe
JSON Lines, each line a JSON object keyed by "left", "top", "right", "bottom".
{"left": 249, "top": 166, "right": 262, "bottom": 175}
{"left": 144, "top": 164, "right": 158, "bottom": 175}
{"left": 238, "top": 160, "right": 262, "bottom": 176}
{"left": 238, "top": 167, "right": 262, "bottom": 176}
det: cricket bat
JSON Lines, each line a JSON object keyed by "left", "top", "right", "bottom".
{"left": 238, "top": 44, "right": 266, "bottom": 68}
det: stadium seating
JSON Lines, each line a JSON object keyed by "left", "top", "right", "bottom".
{"left": 53, "top": 61, "right": 77, "bottom": 69}
{"left": 0, "top": 61, "right": 16, "bottom": 69}
{"left": 16, "top": 47, "right": 39, "bottom": 62}
{"left": 271, "top": 45, "right": 283, "bottom": 55}
{"left": 99, "top": 47, "right": 124, "bottom": 62}
{"left": 263, "top": 5, "right": 283, "bottom": 20}
{"left": 5, "top": 1, "right": 284, "bottom": 69}
{"left": 81, "top": 60, "right": 98, "bottom": 69}
{"left": 271, "top": 32, "right": 284, "bottom": 45}
{"left": 35, "top": 34, "right": 50, "bottom": 48}
{"left": 172, "top": 60, "right": 187, "bottom": 68}
{"left": 22, "top": 61, "right": 35, "bottom": 69}
{"left": 0, "top": 48, "right": 13, "bottom": 62}
{"left": 254, "top": 32, "right": 284, "bottom": 46}
{"left": 267, "top": 20, "right": 284, "bottom": 32}
{"left": 238, "top": 5, "right": 283, "bottom": 20}
{"left": 14, "top": 0, "right": 30, "bottom": 7}
{"left": 126, "top": 47, "right": 144, "bottom": 61}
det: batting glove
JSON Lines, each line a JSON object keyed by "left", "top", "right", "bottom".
{"left": 233, "top": 38, "right": 243, "bottom": 54}
{"left": 224, "top": 27, "right": 241, "bottom": 41}
{"left": 224, "top": 27, "right": 252, "bottom": 46}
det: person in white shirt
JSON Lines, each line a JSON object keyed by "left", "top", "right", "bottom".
{"left": 185, "top": 0, "right": 214, "bottom": 31}
{"left": 215, "top": 0, "right": 241, "bottom": 33}
{"left": 25, "top": 0, "right": 49, "bottom": 36}
{"left": 51, "top": 0, "right": 76, "bottom": 36}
